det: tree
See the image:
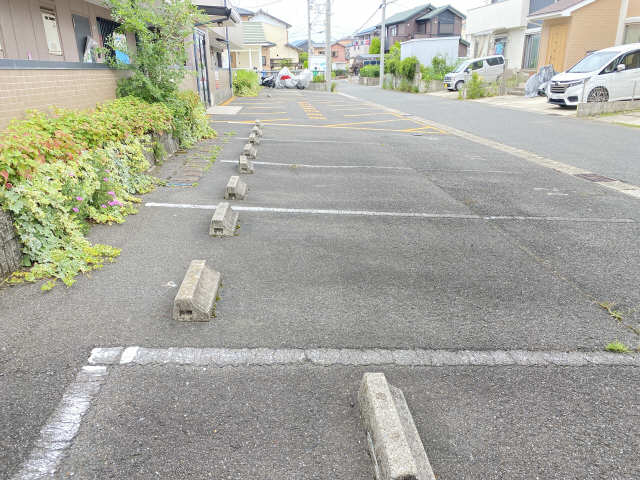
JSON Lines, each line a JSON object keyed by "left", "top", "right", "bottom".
{"left": 104, "top": 0, "right": 206, "bottom": 103}
{"left": 299, "top": 51, "right": 308, "bottom": 63}
{"left": 369, "top": 37, "right": 380, "bottom": 54}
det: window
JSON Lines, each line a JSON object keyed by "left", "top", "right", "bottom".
{"left": 486, "top": 57, "right": 500, "bottom": 66}
{"left": 624, "top": 23, "right": 640, "bottom": 44}
{"left": 438, "top": 12, "right": 455, "bottom": 35}
{"left": 332, "top": 50, "right": 337, "bottom": 57}
{"left": 262, "top": 55, "right": 266, "bottom": 66}
{"left": 41, "top": 8, "right": 63, "bottom": 55}
{"left": 0, "top": 26, "right": 4, "bottom": 58}
{"left": 471, "top": 60, "right": 483, "bottom": 70}
{"left": 620, "top": 51, "right": 640, "bottom": 70}
{"left": 389, "top": 26, "right": 397, "bottom": 37}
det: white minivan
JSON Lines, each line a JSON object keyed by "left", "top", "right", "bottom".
{"left": 443, "top": 55, "right": 505, "bottom": 91}
{"left": 547, "top": 43, "right": 640, "bottom": 106}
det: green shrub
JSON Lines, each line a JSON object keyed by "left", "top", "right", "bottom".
{"left": 383, "top": 79, "right": 393, "bottom": 89}
{"left": 303, "top": 60, "right": 309, "bottom": 69}
{"left": 465, "top": 72, "right": 488, "bottom": 99}
{"left": 369, "top": 37, "right": 380, "bottom": 54}
{"left": 330, "top": 82, "right": 337, "bottom": 92}
{"left": 606, "top": 341, "right": 630, "bottom": 353}
{"left": 333, "top": 69, "right": 347, "bottom": 77}
{"left": 313, "top": 74, "right": 325, "bottom": 83}
{"left": 384, "top": 42, "right": 401, "bottom": 75}
{"left": 166, "top": 90, "right": 215, "bottom": 148}
{"left": 359, "top": 65, "right": 380, "bottom": 78}
{"left": 0, "top": 95, "right": 213, "bottom": 289}
{"left": 400, "top": 56, "right": 419, "bottom": 81}
{"left": 233, "top": 70, "right": 260, "bottom": 96}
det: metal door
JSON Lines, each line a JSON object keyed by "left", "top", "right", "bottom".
{"left": 193, "top": 29, "right": 211, "bottom": 106}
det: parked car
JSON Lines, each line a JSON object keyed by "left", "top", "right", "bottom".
{"left": 547, "top": 43, "right": 640, "bottom": 107}
{"left": 443, "top": 55, "right": 505, "bottom": 91}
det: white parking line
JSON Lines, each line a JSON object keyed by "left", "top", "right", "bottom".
{"left": 99, "top": 346, "right": 640, "bottom": 367}
{"left": 11, "top": 366, "right": 109, "bottom": 480}
{"left": 220, "top": 159, "right": 412, "bottom": 170}
{"left": 144, "top": 202, "right": 634, "bottom": 223}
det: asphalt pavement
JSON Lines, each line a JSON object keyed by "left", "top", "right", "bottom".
{"left": 1, "top": 87, "right": 639, "bottom": 479}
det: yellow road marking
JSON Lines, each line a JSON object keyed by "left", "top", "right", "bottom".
{"left": 211, "top": 120, "right": 445, "bottom": 133}
{"left": 343, "top": 112, "right": 398, "bottom": 117}
{"left": 219, "top": 96, "right": 236, "bottom": 106}
{"left": 322, "top": 119, "right": 398, "bottom": 127}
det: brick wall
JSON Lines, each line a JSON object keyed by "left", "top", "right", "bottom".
{"left": 0, "top": 209, "right": 21, "bottom": 279}
{"left": 0, "top": 67, "right": 127, "bottom": 130}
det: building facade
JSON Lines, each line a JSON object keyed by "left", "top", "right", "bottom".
{"left": 0, "top": 0, "right": 240, "bottom": 129}
{"left": 467, "top": 0, "right": 556, "bottom": 71}
{"left": 529, "top": 0, "right": 640, "bottom": 72}
{"left": 380, "top": 3, "right": 467, "bottom": 56}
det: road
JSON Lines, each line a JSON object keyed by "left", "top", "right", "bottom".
{"left": 1, "top": 87, "right": 639, "bottom": 479}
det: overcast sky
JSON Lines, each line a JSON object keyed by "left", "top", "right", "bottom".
{"left": 232, "top": 0, "right": 486, "bottom": 42}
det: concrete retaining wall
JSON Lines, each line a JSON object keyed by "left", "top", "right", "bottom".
{"left": 358, "top": 76, "right": 379, "bottom": 86}
{"left": 0, "top": 209, "right": 22, "bottom": 279}
{"left": 306, "top": 82, "right": 328, "bottom": 91}
{"left": 577, "top": 99, "right": 640, "bottom": 117}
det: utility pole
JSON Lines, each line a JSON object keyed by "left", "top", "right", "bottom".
{"left": 307, "top": 0, "right": 312, "bottom": 66}
{"left": 325, "top": 0, "right": 331, "bottom": 91}
{"left": 379, "top": 0, "right": 386, "bottom": 88}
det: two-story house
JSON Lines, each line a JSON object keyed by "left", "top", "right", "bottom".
{"left": 466, "top": 0, "right": 556, "bottom": 71}
{"left": 529, "top": 0, "right": 640, "bottom": 72}
{"left": 349, "top": 26, "right": 380, "bottom": 62}
{"left": 378, "top": 3, "right": 468, "bottom": 56}
{"left": 249, "top": 9, "right": 299, "bottom": 69}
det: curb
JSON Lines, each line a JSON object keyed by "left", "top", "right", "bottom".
{"left": 359, "top": 372, "right": 435, "bottom": 480}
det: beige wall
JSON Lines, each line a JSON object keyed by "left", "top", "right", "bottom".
{"left": 0, "top": 67, "right": 127, "bottom": 130}
{"left": 0, "top": 0, "right": 135, "bottom": 62}
{"left": 538, "top": 0, "right": 625, "bottom": 71}
{"left": 627, "top": 0, "right": 640, "bottom": 17}
{"left": 262, "top": 22, "right": 298, "bottom": 64}
{"left": 564, "top": 0, "right": 622, "bottom": 69}
{"left": 231, "top": 47, "right": 263, "bottom": 69}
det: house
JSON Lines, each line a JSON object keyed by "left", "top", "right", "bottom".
{"left": 529, "top": 0, "right": 640, "bottom": 72}
{"left": 0, "top": 0, "right": 240, "bottom": 129}
{"left": 349, "top": 26, "right": 380, "bottom": 62}
{"left": 249, "top": 9, "right": 298, "bottom": 68}
{"left": 467, "top": 0, "right": 555, "bottom": 71}
{"left": 331, "top": 42, "right": 348, "bottom": 70}
{"left": 230, "top": 22, "right": 275, "bottom": 70}
{"left": 379, "top": 3, "right": 468, "bottom": 56}
{"left": 293, "top": 40, "right": 327, "bottom": 56}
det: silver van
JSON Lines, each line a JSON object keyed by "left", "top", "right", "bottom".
{"left": 443, "top": 55, "right": 505, "bottom": 91}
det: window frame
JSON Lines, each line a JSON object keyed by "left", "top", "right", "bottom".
{"left": 41, "top": 6, "right": 64, "bottom": 56}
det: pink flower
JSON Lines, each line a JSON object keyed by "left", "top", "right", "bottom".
{"left": 105, "top": 170, "right": 111, "bottom": 173}
{"left": 114, "top": 200, "right": 122, "bottom": 206}
{"left": 108, "top": 201, "right": 116, "bottom": 206}
{"left": 107, "top": 191, "right": 115, "bottom": 196}
{"left": 76, "top": 196, "right": 83, "bottom": 201}
{"left": 68, "top": 173, "right": 75, "bottom": 177}
{"left": 103, "top": 177, "right": 109, "bottom": 182}
{"left": 101, "top": 204, "right": 107, "bottom": 208}
{"left": 72, "top": 207, "right": 79, "bottom": 213}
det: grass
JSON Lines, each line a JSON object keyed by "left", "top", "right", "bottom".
{"left": 605, "top": 341, "right": 630, "bottom": 353}
{"left": 598, "top": 301, "right": 624, "bottom": 321}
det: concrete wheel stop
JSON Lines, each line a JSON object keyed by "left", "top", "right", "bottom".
{"left": 249, "top": 131, "right": 261, "bottom": 145}
{"left": 209, "top": 202, "right": 239, "bottom": 237}
{"left": 243, "top": 143, "right": 257, "bottom": 159}
{"left": 359, "top": 372, "right": 436, "bottom": 480}
{"left": 239, "top": 155, "right": 254, "bottom": 174}
{"left": 224, "top": 175, "right": 248, "bottom": 200}
{"left": 173, "top": 260, "right": 221, "bottom": 322}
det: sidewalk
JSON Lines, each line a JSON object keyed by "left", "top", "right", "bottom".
{"left": 590, "top": 109, "right": 640, "bottom": 127}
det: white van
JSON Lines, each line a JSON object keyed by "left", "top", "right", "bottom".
{"left": 547, "top": 43, "right": 640, "bottom": 106}
{"left": 443, "top": 55, "right": 505, "bottom": 91}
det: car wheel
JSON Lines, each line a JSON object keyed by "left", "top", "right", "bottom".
{"left": 587, "top": 87, "right": 609, "bottom": 103}
{"left": 455, "top": 81, "right": 464, "bottom": 91}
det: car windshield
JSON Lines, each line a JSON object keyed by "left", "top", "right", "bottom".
{"left": 567, "top": 51, "right": 620, "bottom": 73}
{"left": 452, "top": 62, "right": 469, "bottom": 73}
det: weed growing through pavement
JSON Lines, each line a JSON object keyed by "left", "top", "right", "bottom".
{"left": 605, "top": 341, "right": 630, "bottom": 353}
{"left": 598, "top": 301, "right": 624, "bottom": 321}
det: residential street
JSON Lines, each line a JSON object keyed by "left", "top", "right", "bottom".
{"left": 2, "top": 88, "right": 640, "bottom": 479}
